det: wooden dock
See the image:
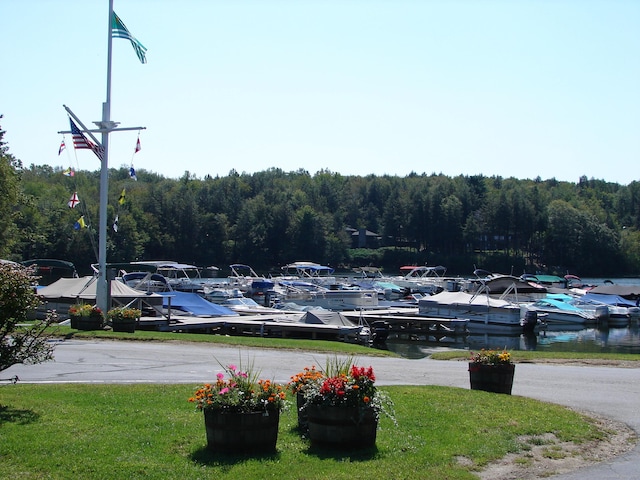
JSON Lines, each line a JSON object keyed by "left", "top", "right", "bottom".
{"left": 342, "top": 309, "right": 469, "bottom": 339}
{"left": 138, "top": 312, "right": 368, "bottom": 342}
{"left": 136, "top": 307, "right": 469, "bottom": 343}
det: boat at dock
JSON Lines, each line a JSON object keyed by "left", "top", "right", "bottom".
{"left": 417, "top": 290, "right": 526, "bottom": 333}
{"left": 389, "top": 265, "right": 450, "bottom": 294}
{"left": 275, "top": 280, "right": 379, "bottom": 310}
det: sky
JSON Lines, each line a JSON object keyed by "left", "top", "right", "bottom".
{"left": 2, "top": 0, "right": 639, "bottom": 184}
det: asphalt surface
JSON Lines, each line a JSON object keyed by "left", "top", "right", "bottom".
{"left": 4, "top": 339, "right": 640, "bottom": 479}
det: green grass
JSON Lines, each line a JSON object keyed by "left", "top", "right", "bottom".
{"left": 49, "top": 326, "right": 397, "bottom": 356}
{"left": 0, "top": 383, "right": 609, "bottom": 480}
{"left": 430, "top": 349, "right": 640, "bottom": 363}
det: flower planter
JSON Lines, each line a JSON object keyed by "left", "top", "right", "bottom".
{"left": 111, "top": 318, "right": 136, "bottom": 333}
{"left": 296, "top": 392, "right": 308, "bottom": 431}
{"left": 468, "top": 363, "right": 515, "bottom": 394}
{"left": 203, "top": 409, "right": 280, "bottom": 454}
{"left": 69, "top": 315, "right": 80, "bottom": 329}
{"left": 75, "top": 315, "right": 103, "bottom": 331}
{"left": 306, "top": 404, "right": 377, "bottom": 448}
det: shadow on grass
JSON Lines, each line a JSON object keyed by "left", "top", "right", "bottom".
{"left": 190, "top": 447, "right": 281, "bottom": 466}
{"left": 287, "top": 422, "right": 379, "bottom": 461}
{"left": 304, "top": 443, "right": 379, "bottom": 461}
{"left": 0, "top": 404, "right": 40, "bottom": 425}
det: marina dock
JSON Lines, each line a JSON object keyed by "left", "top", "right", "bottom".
{"left": 136, "top": 308, "right": 470, "bottom": 343}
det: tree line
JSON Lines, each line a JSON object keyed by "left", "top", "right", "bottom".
{"left": 2, "top": 120, "right": 640, "bottom": 277}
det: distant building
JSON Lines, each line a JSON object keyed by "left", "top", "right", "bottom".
{"left": 346, "top": 227, "right": 381, "bottom": 249}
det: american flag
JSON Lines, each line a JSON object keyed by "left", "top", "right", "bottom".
{"left": 69, "top": 118, "right": 104, "bottom": 161}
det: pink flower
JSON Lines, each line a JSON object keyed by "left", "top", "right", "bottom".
{"left": 216, "top": 372, "right": 224, "bottom": 380}
{"left": 219, "top": 387, "right": 229, "bottom": 395}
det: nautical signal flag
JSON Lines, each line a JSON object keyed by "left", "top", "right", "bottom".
{"left": 58, "top": 140, "right": 66, "bottom": 155}
{"left": 112, "top": 11, "right": 147, "bottom": 64}
{"left": 113, "top": 215, "right": 119, "bottom": 233}
{"left": 63, "top": 167, "right": 75, "bottom": 177}
{"left": 118, "top": 188, "right": 126, "bottom": 205}
{"left": 68, "top": 192, "right": 80, "bottom": 208}
{"left": 129, "top": 166, "right": 137, "bottom": 181}
{"left": 135, "top": 137, "right": 141, "bottom": 154}
{"left": 69, "top": 118, "right": 104, "bottom": 161}
{"left": 74, "top": 216, "right": 87, "bottom": 230}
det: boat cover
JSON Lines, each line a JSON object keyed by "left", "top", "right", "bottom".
{"left": 157, "top": 291, "right": 237, "bottom": 316}
{"left": 37, "top": 276, "right": 155, "bottom": 299}
{"left": 420, "top": 290, "right": 514, "bottom": 307}
{"left": 581, "top": 292, "right": 638, "bottom": 307}
{"left": 300, "top": 310, "right": 356, "bottom": 326}
{"left": 587, "top": 284, "right": 640, "bottom": 299}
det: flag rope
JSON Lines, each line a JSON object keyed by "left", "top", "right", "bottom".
{"left": 62, "top": 118, "right": 99, "bottom": 262}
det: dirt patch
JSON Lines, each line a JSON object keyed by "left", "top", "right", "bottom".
{"left": 473, "top": 414, "right": 637, "bottom": 480}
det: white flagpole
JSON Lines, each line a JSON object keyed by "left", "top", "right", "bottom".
{"left": 95, "top": 0, "right": 115, "bottom": 314}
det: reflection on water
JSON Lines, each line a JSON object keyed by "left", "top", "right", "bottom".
{"left": 381, "top": 323, "right": 640, "bottom": 359}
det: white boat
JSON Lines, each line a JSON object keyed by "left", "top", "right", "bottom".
{"left": 113, "top": 261, "right": 222, "bottom": 294}
{"left": 524, "top": 296, "right": 608, "bottom": 325}
{"left": 418, "top": 290, "right": 526, "bottom": 333}
{"left": 277, "top": 279, "right": 379, "bottom": 311}
{"left": 227, "top": 264, "right": 266, "bottom": 292}
{"left": 350, "top": 267, "right": 408, "bottom": 300}
{"left": 278, "top": 261, "right": 337, "bottom": 286}
{"left": 389, "top": 265, "right": 449, "bottom": 294}
{"left": 217, "top": 296, "right": 291, "bottom": 315}
{"left": 579, "top": 292, "right": 640, "bottom": 326}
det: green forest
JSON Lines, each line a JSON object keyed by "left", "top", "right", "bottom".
{"left": 2, "top": 119, "right": 640, "bottom": 278}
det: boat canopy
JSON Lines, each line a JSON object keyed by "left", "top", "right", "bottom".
{"left": 588, "top": 284, "right": 640, "bottom": 299}
{"left": 582, "top": 292, "right": 639, "bottom": 306}
{"left": 37, "top": 276, "right": 154, "bottom": 299}
{"left": 282, "top": 262, "right": 335, "bottom": 276}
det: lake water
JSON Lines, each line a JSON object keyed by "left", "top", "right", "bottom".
{"left": 380, "top": 277, "right": 640, "bottom": 358}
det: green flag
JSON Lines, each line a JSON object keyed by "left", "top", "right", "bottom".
{"left": 112, "top": 11, "right": 147, "bottom": 64}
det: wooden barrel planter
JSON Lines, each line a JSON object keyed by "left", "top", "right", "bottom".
{"left": 468, "top": 363, "right": 515, "bottom": 395}
{"left": 111, "top": 318, "right": 137, "bottom": 333}
{"left": 203, "top": 409, "right": 280, "bottom": 454}
{"left": 69, "top": 315, "right": 80, "bottom": 329}
{"left": 75, "top": 315, "right": 103, "bottom": 331}
{"left": 296, "top": 392, "right": 308, "bottom": 431}
{"left": 306, "top": 404, "right": 378, "bottom": 448}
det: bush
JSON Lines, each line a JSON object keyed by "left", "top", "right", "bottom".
{"left": 0, "top": 262, "right": 56, "bottom": 372}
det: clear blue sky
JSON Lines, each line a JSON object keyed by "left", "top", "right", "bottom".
{"left": 2, "top": 0, "right": 639, "bottom": 184}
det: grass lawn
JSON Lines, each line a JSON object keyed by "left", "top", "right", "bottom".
{"left": 0, "top": 383, "right": 611, "bottom": 480}
{"left": 49, "top": 326, "right": 398, "bottom": 357}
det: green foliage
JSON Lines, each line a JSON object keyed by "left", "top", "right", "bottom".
{"left": 0, "top": 263, "right": 56, "bottom": 371}
{"left": 0, "top": 118, "right": 22, "bottom": 259}
{"left": 1, "top": 117, "right": 639, "bottom": 275}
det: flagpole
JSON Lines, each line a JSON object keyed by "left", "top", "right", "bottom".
{"left": 94, "top": 0, "right": 116, "bottom": 314}
{"left": 59, "top": 1, "right": 146, "bottom": 315}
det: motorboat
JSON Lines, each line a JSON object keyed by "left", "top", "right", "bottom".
{"left": 573, "top": 292, "right": 640, "bottom": 326}
{"left": 279, "top": 261, "right": 337, "bottom": 286}
{"left": 390, "top": 265, "right": 449, "bottom": 294}
{"left": 418, "top": 290, "right": 526, "bottom": 333}
{"left": 524, "top": 296, "right": 608, "bottom": 325}
{"left": 276, "top": 279, "right": 379, "bottom": 311}
{"left": 350, "top": 267, "right": 407, "bottom": 300}
{"left": 227, "top": 264, "right": 266, "bottom": 292}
